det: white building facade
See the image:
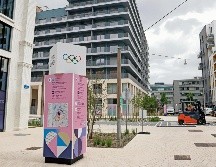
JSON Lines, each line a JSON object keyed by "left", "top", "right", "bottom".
{"left": 208, "top": 21, "right": 216, "bottom": 105}
{"left": 0, "top": 0, "right": 36, "bottom": 132}
{"left": 198, "top": 20, "right": 216, "bottom": 107}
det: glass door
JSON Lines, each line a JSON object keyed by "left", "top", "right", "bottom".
{"left": 0, "top": 57, "right": 9, "bottom": 132}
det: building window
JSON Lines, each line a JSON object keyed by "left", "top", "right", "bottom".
{"left": 0, "top": 21, "right": 11, "bottom": 51}
{"left": 96, "top": 58, "right": 105, "bottom": 65}
{"left": 107, "top": 98, "right": 117, "bottom": 104}
{"left": 93, "top": 84, "right": 102, "bottom": 94}
{"left": 122, "top": 83, "right": 127, "bottom": 91}
{"left": 107, "top": 83, "right": 117, "bottom": 94}
{"left": 0, "top": 0, "right": 14, "bottom": 19}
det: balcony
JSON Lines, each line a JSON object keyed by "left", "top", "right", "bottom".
{"left": 207, "top": 34, "right": 214, "bottom": 42}
{"left": 34, "top": 39, "right": 67, "bottom": 48}
{"left": 38, "top": 19, "right": 128, "bottom": 36}
{"left": 87, "top": 45, "right": 142, "bottom": 71}
{"left": 67, "top": 32, "right": 129, "bottom": 44}
{"left": 32, "top": 65, "right": 49, "bottom": 72}
{"left": 87, "top": 59, "right": 142, "bottom": 79}
{"left": 197, "top": 52, "right": 204, "bottom": 58}
{"left": 31, "top": 77, "right": 43, "bottom": 82}
{"left": 198, "top": 63, "right": 203, "bottom": 70}
{"left": 66, "top": 0, "right": 126, "bottom": 10}
{"left": 32, "top": 53, "right": 49, "bottom": 60}
{"left": 34, "top": 28, "right": 67, "bottom": 37}
{"left": 67, "top": 7, "right": 128, "bottom": 21}
{"left": 87, "top": 73, "right": 146, "bottom": 90}
{"left": 207, "top": 42, "right": 215, "bottom": 49}
{"left": 35, "top": 16, "right": 67, "bottom": 26}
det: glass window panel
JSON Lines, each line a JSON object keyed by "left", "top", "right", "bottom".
{"left": 107, "top": 83, "right": 117, "bottom": 94}
{"left": 0, "top": 0, "right": 14, "bottom": 19}
{"left": 0, "top": 22, "right": 11, "bottom": 51}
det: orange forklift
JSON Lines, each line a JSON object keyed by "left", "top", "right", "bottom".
{"left": 178, "top": 101, "right": 206, "bottom": 125}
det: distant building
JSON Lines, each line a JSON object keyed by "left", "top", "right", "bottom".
{"left": 198, "top": 20, "right": 216, "bottom": 106}
{"left": 150, "top": 83, "right": 174, "bottom": 107}
{"left": 173, "top": 77, "right": 204, "bottom": 111}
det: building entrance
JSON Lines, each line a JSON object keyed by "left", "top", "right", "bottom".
{"left": 0, "top": 57, "right": 9, "bottom": 132}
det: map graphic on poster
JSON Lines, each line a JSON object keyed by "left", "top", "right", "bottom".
{"left": 48, "top": 103, "right": 68, "bottom": 127}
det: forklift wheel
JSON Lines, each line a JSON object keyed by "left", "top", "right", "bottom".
{"left": 197, "top": 119, "right": 205, "bottom": 125}
{"left": 178, "top": 120, "right": 184, "bottom": 125}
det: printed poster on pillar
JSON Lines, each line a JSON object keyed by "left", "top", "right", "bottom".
{"left": 43, "top": 74, "right": 73, "bottom": 159}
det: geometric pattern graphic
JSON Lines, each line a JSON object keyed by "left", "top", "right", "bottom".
{"left": 44, "top": 129, "right": 71, "bottom": 158}
{"left": 73, "top": 127, "right": 86, "bottom": 158}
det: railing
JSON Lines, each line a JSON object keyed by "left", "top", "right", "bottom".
{"left": 207, "top": 42, "right": 215, "bottom": 49}
{"left": 67, "top": 8, "right": 128, "bottom": 20}
{"left": 32, "top": 53, "right": 49, "bottom": 59}
{"left": 35, "top": 28, "right": 67, "bottom": 36}
{"left": 31, "top": 77, "right": 43, "bottom": 82}
{"left": 197, "top": 52, "right": 203, "bottom": 58}
{"left": 86, "top": 73, "right": 146, "bottom": 90}
{"left": 32, "top": 65, "right": 49, "bottom": 70}
{"left": 34, "top": 39, "right": 67, "bottom": 47}
{"left": 86, "top": 58, "right": 141, "bottom": 77}
{"left": 35, "top": 16, "right": 67, "bottom": 25}
{"left": 86, "top": 45, "right": 142, "bottom": 70}
{"left": 207, "top": 34, "right": 214, "bottom": 41}
{"left": 87, "top": 59, "right": 128, "bottom": 66}
{"left": 67, "top": 0, "right": 124, "bottom": 9}
{"left": 35, "top": 20, "right": 128, "bottom": 36}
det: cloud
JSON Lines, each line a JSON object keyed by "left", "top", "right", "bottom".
{"left": 35, "top": 0, "right": 216, "bottom": 85}
{"left": 164, "top": 18, "right": 201, "bottom": 34}
{"left": 137, "top": 0, "right": 216, "bottom": 31}
{"left": 136, "top": 0, "right": 216, "bottom": 84}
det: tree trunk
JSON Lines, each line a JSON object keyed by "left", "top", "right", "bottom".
{"left": 88, "top": 114, "right": 96, "bottom": 139}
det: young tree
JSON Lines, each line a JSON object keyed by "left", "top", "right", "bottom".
{"left": 131, "top": 93, "right": 142, "bottom": 120}
{"left": 87, "top": 79, "right": 106, "bottom": 139}
{"left": 186, "top": 93, "right": 194, "bottom": 101}
{"left": 160, "top": 93, "right": 168, "bottom": 107}
{"left": 132, "top": 94, "right": 158, "bottom": 116}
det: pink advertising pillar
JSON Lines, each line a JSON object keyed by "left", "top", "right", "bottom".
{"left": 43, "top": 43, "right": 87, "bottom": 165}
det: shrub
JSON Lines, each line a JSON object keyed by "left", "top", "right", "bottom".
{"left": 28, "top": 119, "right": 42, "bottom": 127}
{"left": 106, "top": 138, "right": 113, "bottom": 147}
{"left": 132, "top": 129, "right": 136, "bottom": 135}
{"left": 124, "top": 129, "right": 129, "bottom": 136}
{"left": 93, "top": 136, "right": 101, "bottom": 146}
{"left": 148, "top": 116, "right": 161, "bottom": 122}
{"left": 101, "top": 139, "right": 106, "bottom": 146}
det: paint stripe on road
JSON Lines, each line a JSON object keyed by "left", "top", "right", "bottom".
{"left": 155, "top": 122, "right": 160, "bottom": 127}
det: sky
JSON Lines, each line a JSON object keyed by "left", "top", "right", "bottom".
{"left": 36, "top": 0, "right": 216, "bottom": 84}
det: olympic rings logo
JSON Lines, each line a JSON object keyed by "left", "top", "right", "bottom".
{"left": 63, "top": 54, "right": 82, "bottom": 64}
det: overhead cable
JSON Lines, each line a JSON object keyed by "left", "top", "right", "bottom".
{"left": 144, "top": 0, "right": 189, "bottom": 32}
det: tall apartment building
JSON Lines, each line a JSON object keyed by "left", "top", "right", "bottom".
{"left": 173, "top": 77, "right": 204, "bottom": 111}
{"left": 0, "top": 0, "right": 36, "bottom": 132}
{"left": 150, "top": 83, "right": 174, "bottom": 107}
{"left": 198, "top": 21, "right": 216, "bottom": 107}
{"left": 31, "top": 0, "right": 150, "bottom": 117}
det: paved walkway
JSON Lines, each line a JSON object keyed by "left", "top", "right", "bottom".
{"left": 1, "top": 124, "right": 216, "bottom": 167}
